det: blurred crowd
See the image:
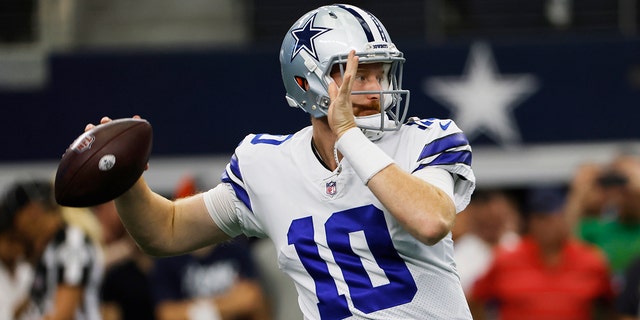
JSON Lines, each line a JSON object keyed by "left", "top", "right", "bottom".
{"left": 0, "top": 175, "right": 302, "bottom": 320}
{"left": 457, "top": 153, "right": 640, "bottom": 320}
{"left": 2, "top": 153, "right": 640, "bottom": 319}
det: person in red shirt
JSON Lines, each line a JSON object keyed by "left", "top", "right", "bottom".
{"left": 469, "top": 187, "right": 615, "bottom": 320}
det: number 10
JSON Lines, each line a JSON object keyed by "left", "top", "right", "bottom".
{"left": 287, "top": 205, "right": 417, "bottom": 319}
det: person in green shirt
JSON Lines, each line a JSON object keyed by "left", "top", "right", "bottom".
{"left": 566, "top": 154, "right": 640, "bottom": 278}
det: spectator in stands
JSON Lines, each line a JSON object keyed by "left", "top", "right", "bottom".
{"left": 0, "top": 227, "right": 33, "bottom": 320}
{"left": 0, "top": 179, "right": 103, "bottom": 320}
{"left": 617, "top": 255, "right": 640, "bottom": 319}
{"left": 94, "top": 200, "right": 135, "bottom": 269}
{"left": 151, "top": 238, "right": 270, "bottom": 320}
{"left": 454, "top": 188, "right": 520, "bottom": 295}
{"left": 149, "top": 174, "right": 271, "bottom": 320}
{"left": 97, "top": 200, "right": 155, "bottom": 320}
{"left": 469, "top": 187, "right": 614, "bottom": 320}
{"left": 566, "top": 154, "right": 640, "bottom": 282}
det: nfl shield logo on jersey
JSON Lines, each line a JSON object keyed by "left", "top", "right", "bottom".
{"left": 325, "top": 181, "right": 337, "bottom": 196}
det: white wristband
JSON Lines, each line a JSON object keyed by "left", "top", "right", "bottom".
{"left": 188, "top": 299, "right": 221, "bottom": 320}
{"left": 336, "top": 127, "right": 394, "bottom": 184}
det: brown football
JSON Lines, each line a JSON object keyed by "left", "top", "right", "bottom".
{"left": 55, "top": 118, "right": 153, "bottom": 207}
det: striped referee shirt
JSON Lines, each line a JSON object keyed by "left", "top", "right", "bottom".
{"left": 30, "top": 224, "right": 103, "bottom": 320}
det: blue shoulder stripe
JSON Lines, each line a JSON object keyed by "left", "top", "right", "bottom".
{"left": 228, "top": 153, "right": 242, "bottom": 181}
{"left": 220, "top": 154, "right": 252, "bottom": 211}
{"left": 431, "top": 150, "right": 472, "bottom": 166}
{"left": 413, "top": 150, "right": 472, "bottom": 172}
{"left": 418, "top": 132, "right": 469, "bottom": 162}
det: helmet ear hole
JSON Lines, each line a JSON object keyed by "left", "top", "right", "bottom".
{"left": 295, "top": 76, "right": 308, "bottom": 91}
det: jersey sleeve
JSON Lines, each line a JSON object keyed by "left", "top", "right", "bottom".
{"left": 410, "top": 118, "right": 476, "bottom": 213}
{"left": 205, "top": 134, "right": 269, "bottom": 238}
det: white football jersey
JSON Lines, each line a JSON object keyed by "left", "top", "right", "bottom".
{"left": 210, "top": 117, "right": 475, "bottom": 319}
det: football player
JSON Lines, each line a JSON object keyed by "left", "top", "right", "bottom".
{"left": 92, "top": 4, "right": 476, "bottom": 319}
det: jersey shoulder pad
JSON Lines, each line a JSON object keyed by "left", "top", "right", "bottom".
{"left": 404, "top": 117, "right": 461, "bottom": 134}
{"left": 236, "top": 132, "right": 295, "bottom": 151}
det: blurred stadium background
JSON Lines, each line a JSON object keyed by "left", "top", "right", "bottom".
{"left": 0, "top": 0, "right": 639, "bottom": 194}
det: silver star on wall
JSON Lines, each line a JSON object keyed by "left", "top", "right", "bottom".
{"left": 424, "top": 42, "right": 539, "bottom": 147}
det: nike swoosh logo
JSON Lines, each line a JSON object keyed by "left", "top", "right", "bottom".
{"left": 440, "top": 121, "right": 452, "bottom": 131}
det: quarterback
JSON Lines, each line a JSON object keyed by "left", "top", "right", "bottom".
{"left": 93, "top": 4, "right": 476, "bottom": 319}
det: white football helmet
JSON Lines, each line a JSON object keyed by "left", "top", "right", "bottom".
{"left": 280, "top": 4, "right": 410, "bottom": 140}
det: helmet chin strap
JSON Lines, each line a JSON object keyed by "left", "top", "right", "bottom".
{"left": 354, "top": 113, "right": 397, "bottom": 141}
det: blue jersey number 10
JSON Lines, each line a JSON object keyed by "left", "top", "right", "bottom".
{"left": 287, "top": 205, "right": 417, "bottom": 319}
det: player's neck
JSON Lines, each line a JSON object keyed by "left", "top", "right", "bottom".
{"left": 311, "top": 138, "right": 339, "bottom": 171}
{"left": 311, "top": 138, "right": 331, "bottom": 170}
{"left": 311, "top": 118, "right": 341, "bottom": 171}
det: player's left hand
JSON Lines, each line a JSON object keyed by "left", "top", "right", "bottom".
{"left": 328, "top": 50, "right": 358, "bottom": 138}
{"left": 84, "top": 115, "right": 143, "bottom": 132}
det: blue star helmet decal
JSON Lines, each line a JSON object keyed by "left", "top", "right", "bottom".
{"left": 290, "top": 13, "right": 332, "bottom": 62}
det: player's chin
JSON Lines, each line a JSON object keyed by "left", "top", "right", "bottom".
{"left": 355, "top": 109, "right": 381, "bottom": 117}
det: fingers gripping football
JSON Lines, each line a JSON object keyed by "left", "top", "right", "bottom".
{"left": 55, "top": 116, "right": 152, "bottom": 207}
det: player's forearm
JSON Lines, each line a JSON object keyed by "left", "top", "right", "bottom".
{"left": 116, "top": 178, "right": 230, "bottom": 256}
{"left": 368, "top": 165, "right": 456, "bottom": 246}
{"left": 564, "top": 188, "right": 588, "bottom": 234}
{"left": 335, "top": 128, "right": 455, "bottom": 245}
{"left": 115, "top": 177, "right": 177, "bottom": 256}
